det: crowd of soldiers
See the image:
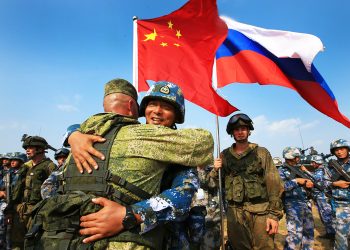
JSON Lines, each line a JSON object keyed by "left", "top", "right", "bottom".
{"left": 0, "top": 78, "right": 349, "bottom": 250}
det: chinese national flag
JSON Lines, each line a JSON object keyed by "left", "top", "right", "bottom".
{"left": 137, "top": 0, "right": 238, "bottom": 116}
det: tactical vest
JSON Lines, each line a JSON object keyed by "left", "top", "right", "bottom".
{"left": 222, "top": 147, "right": 268, "bottom": 204}
{"left": 23, "top": 158, "right": 55, "bottom": 204}
{"left": 25, "top": 117, "right": 165, "bottom": 250}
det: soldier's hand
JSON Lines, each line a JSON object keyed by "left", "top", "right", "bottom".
{"left": 333, "top": 180, "right": 350, "bottom": 189}
{"left": 79, "top": 197, "right": 126, "bottom": 243}
{"left": 305, "top": 180, "right": 314, "bottom": 188}
{"left": 295, "top": 178, "right": 308, "bottom": 185}
{"left": 214, "top": 158, "right": 222, "bottom": 170}
{"left": 300, "top": 165, "right": 307, "bottom": 171}
{"left": 0, "top": 191, "right": 6, "bottom": 198}
{"left": 266, "top": 218, "right": 278, "bottom": 235}
{"left": 68, "top": 131, "right": 106, "bottom": 173}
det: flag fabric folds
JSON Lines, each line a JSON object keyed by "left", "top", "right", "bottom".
{"left": 216, "top": 16, "right": 350, "bottom": 128}
{"left": 136, "top": 0, "right": 238, "bottom": 116}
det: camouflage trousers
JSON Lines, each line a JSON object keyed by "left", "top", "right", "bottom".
{"left": 284, "top": 201, "right": 314, "bottom": 250}
{"left": 201, "top": 218, "right": 220, "bottom": 250}
{"left": 314, "top": 195, "right": 335, "bottom": 235}
{"left": 226, "top": 205, "right": 275, "bottom": 250}
{"left": 333, "top": 202, "right": 350, "bottom": 250}
{"left": 0, "top": 200, "right": 7, "bottom": 248}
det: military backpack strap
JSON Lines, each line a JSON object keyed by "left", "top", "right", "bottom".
{"left": 60, "top": 117, "right": 152, "bottom": 205}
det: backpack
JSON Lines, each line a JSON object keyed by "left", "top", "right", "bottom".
{"left": 24, "top": 116, "right": 164, "bottom": 250}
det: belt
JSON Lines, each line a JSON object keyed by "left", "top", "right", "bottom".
{"left": 228, "top": 197, "right": 268, "bottom": 206}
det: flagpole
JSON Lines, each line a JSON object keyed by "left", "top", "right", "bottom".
{"left": 213, "top": 58, "right": 226, "bottom": 250}
{"left": 132, "top": 16, "right": 138, "bottom": 92}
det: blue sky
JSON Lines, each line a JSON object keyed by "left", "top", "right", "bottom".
{"left": 0, "top": 0, "right": 349, "bottom": 160}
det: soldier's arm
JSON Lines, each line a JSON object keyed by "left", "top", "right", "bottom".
{"left": 79, "top": 168, "right": 198, "bottom": 242}
{"left": 261, "top": 148, "right": 283, "bottom": 220}
{"left": 131, "top": 168, "right": 198, "bottom": 233}
{"left": 278, "top": 168, "right": 300, "bottom": 191}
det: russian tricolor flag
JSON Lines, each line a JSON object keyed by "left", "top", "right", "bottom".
{"left": 216, "top": 16, "right": 350, "bottom": 128}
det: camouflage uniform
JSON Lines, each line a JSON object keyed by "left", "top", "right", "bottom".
{"left": 325, "top": 160, "right": 350, "bottom": 250}
{"left": 40, "top": 165, "right": 63, "bottom": 199}
{"left": 213, "top": 143, "right": 283, "bottom": 250}
{"left": 76, "top": 113, "right": 214, "bottom": 249}
{"left": 198, "top": 166, "right": 220, "bottom": 250}
{"left": 0, "top": 166, "right": 9, "bottom": 248}
{"left": 11, "top": 158, "right": 55, "bottom": 249}
{"left": 311, "top": 165, "right": 335, "bottom": 235}
{"left": 279, "top": 163, "right": 314, "bottom": 250}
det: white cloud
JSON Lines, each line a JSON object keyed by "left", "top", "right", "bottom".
{"left": 253, "top": 115, "right": 318, "bottom": 135}
{"left": 56, "top": 93, "right": 82, "bottom": 113}
{"left": 57, "top": 104, "right": 79, "bottom": 112}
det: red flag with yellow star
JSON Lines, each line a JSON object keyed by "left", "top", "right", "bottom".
{"left": 136, "top": 0, "right": 238, "bottom": 116}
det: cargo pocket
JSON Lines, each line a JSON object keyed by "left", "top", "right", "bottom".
{"left": 245, "top": 180, "right": 262, "bottom": 200}
{"left": 231, "top": 176, "right": 244, "bottom": 203}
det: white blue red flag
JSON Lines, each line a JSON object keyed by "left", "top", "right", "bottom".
{"left": 216, "top": 16, "right": 350, "bottom": 128}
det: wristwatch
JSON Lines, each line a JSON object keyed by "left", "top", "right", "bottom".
{"left": 122, "top": 206, "right": 138, "bottom": 230}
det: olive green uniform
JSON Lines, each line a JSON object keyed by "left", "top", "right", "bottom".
{"left": 77, "top": 113, "right": 214, "bottom": 249}
{"left": 212, "top": 143, "right": 283, "bottom": 250}
{"left": 11, "top": 158, "right": 56, "bottom": 249}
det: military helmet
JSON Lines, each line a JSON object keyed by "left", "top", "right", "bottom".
{"left": 22, "top": 135, "right": 49, "bottom": 150}
{"left": 62, "top": 124, "right": 80, "bottom": 147}
{"left": 54, "top": 148, "right": 70, "bottom": 160}
{"left": 139, "top": 81, "right": 185, "bottom": 124}
{"left": 1, "top": 153, "right": 11, "bottom": 160}
{"left": 311, "top": 155, "right": 324, "bottom": 164}
{"left": 226, "top": 113, "right": 254, "bottom": 134}
{"left": 282, "top": 147, "right": 301, "bottom": 160}
{"left": 330, "top": 139, "right": 350, "bottom": 155}
{"left": 272, "top": 157, "right": 282, "bottom": 166}
{"left": 10, "top": 152, "right": 27, "bottom": 163}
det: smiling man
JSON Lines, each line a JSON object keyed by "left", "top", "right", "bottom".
{"left": 213, "top": 113, "right": 283, "bottom": 250}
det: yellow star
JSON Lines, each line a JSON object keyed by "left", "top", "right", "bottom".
{"left": 174, "top": 43, "right": 181, "bottom": 47}
{"left": 143, "top": 29, "right": 157, "bottom": 41}
{"left": 160, "top": 42, "right": 168, "bottom": 47}
{"left": 176, "top": 30, "right": 182, "bottom": 39}
{"left": 168, "top": 21, "right": 173, "bottom": 29}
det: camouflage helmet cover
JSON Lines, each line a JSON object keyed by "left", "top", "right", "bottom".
{"left": 139, "top": 81, "right": 185, "bottom": 124}
{"left": 22, "top": 135, "right": 49, "bottom": 150}
{"left": 54, "top": 148, "right": 70, "bottom": 160}
{"left": 0, "top": 153, "right": 11, "bottom": 160}
{"left": 104, "top": 78, "right": 138, "bottom": 101}
{"left": 311, "top": 155, "right": 324, "bottom": 164}
{"left": 10, "top": 152, "right": 27, "bottom": 163}
{"left": 330, "top": 139, "right": 350, "bottom": 154}
{"left": 283, "top": 147, "right": 301, "bottom": 160}
{"left": 272, "top": 157, "right": 283, "bottom": 166}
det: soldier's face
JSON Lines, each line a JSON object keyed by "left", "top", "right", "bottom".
{"left": 145, "top": 100, "right": 176, "bottom": 128}
{"left": 26, "top": 146, "right": 41, "bottom": 159}
{"left": 311, "top": 161, "right": 320, "bottom": 168}
{"left": 334, "top": 147, "right": 349, "bottom": 160}
{"left": 232, "top": 126, "right": 249, "bottom": 143}
{"left": 2, "top": 159, "right": 10, "bottom": 167}
{"left": 56, "top": 156, "right": 67, "bottom": 167}
{"left": 11, "top": 160, "right": 21, "bottom": 168}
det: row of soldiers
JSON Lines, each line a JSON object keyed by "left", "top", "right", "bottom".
{"left": 271, "top": 140, "right": 350, "bottom": 250}
{"left": 0, "top": 138, "right": 222, "bottom": 250}
{"left": 0, "top": 144, "right": 70, "bottom": 249}
{"left": 1, "top": 78, "right": 349, "bottom": 250}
